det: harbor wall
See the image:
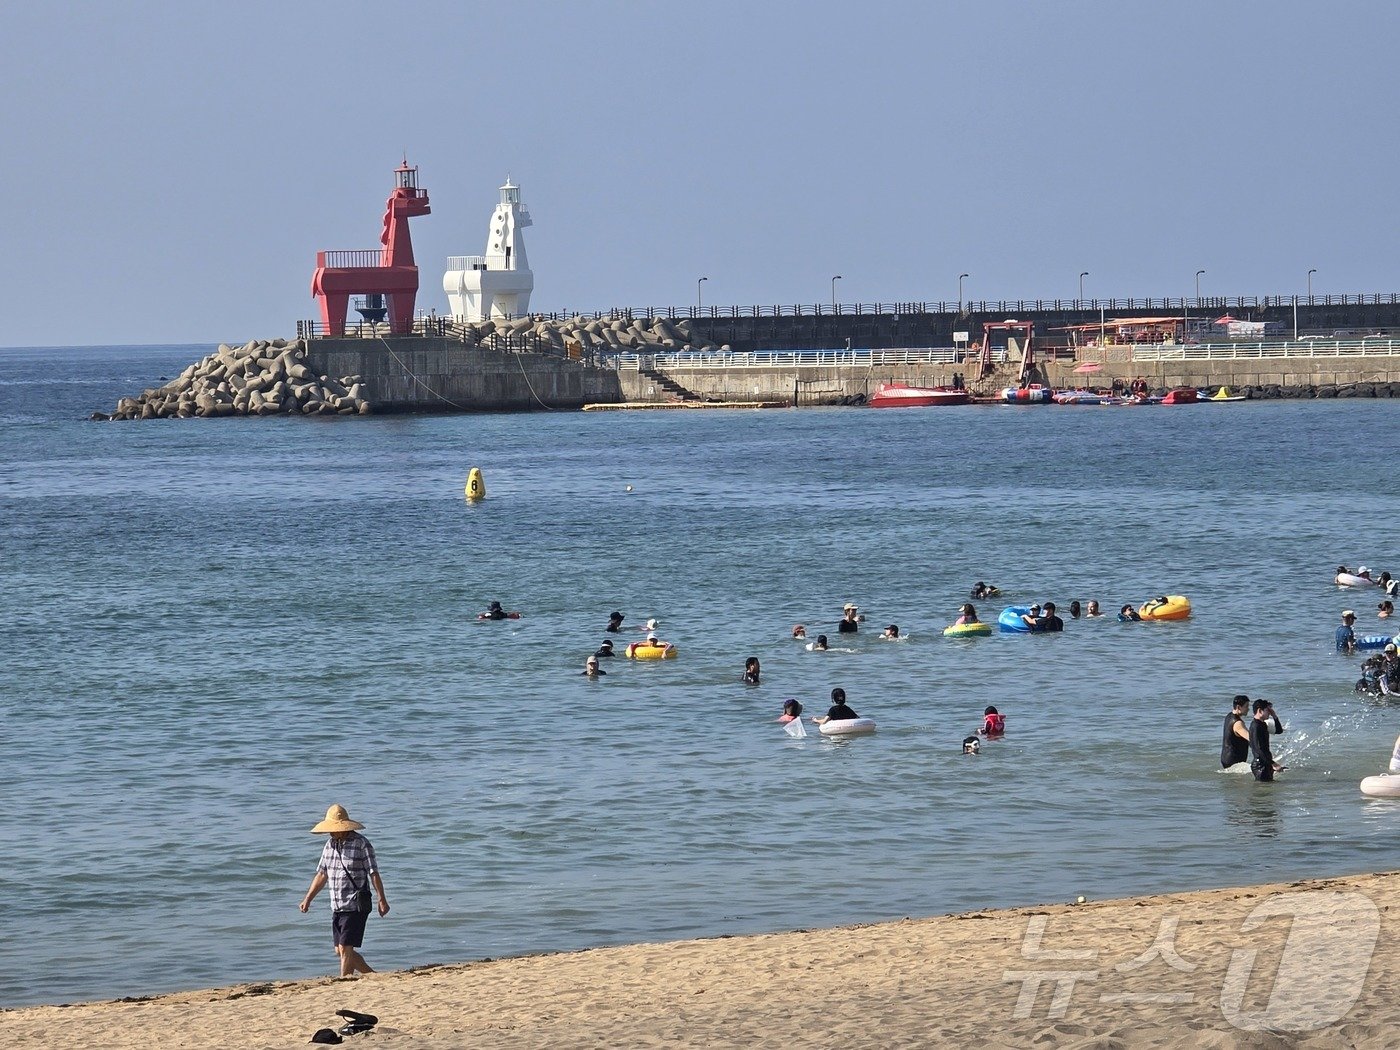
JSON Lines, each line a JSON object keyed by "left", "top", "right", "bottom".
{"left": 306, "top": 337, "right": 623, "bottom": 412}
{"left": 677, "top": 301, "right": 1400, "bottom": 352}
{"left": 619, "top": 355, "right": 1400, "bottom": 405}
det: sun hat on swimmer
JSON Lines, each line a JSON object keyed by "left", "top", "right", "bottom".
{"left": 311, "top": 803, "right": 365, "bottom": 833}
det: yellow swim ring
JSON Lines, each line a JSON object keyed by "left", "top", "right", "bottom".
{"left": 1139, "top": 595, "right": 1191, "bottom": 621}
{"left": 627, "top": 640, "right": 677, "bottom": 660}
{"left": 943, "top": 622, "right": 993, "bottom": 637}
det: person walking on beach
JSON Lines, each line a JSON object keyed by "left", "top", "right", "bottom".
{"left": 1221, "top": 694, "right": 1251, "bottom": 769}
{"left": 299, "top": 804, "right": 389, "bottom": 977}
{"left": 1248, "top": 699, "right": 1285, "bottom": 782}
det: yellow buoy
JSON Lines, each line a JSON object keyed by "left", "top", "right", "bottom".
{"left": 465, "top": 467, "right": 486, "bottom": 502}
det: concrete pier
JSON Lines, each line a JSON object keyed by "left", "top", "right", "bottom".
{"left": 305, "top": 337, "right": 622, "bottom": 412}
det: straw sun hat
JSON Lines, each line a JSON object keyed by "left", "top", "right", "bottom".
{"left": 311, "top": 803, "right": 365, "bottom": 834}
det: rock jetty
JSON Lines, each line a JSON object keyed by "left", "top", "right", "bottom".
{"left": 457, "top": 314, "right": 725, "bottom": 354}
{"left": 96, "top": 338, "right": 369, "bottom": 421}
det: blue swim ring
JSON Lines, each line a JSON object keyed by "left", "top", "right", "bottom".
{"left": 999, "top": 606, "right": 1038, "bottom": 633}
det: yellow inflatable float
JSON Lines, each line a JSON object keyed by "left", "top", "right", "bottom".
{"left": 464, "top": 467, "right": 486, "bottom": 502}
{"left": 943, "top": 622, "right": 993, "bottom": 637}
{"left": 1139, "top": 595, "right": 1191, "bottom": 621}
{"left": 627, "top": 639, "right": 677, "bottom": 660}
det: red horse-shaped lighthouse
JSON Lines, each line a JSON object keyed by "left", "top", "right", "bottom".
{"left": 312, "top": 162, "right": 431, "bottom": 335}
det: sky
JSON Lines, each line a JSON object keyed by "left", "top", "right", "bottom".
{"left": 2, "top": 0, "right": 1397, "bottom": 346}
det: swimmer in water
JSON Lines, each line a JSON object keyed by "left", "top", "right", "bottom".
{"left": 606, "top": 611, "right": 625, "bottom": 633}
{"left": 1069, "top": 600, "right": 1082, "bottom": 619}
{"left": 1086, "top": 600, "right": 1102, "bottom": 618}
{"left": 980, "top": 705, "right": 1005, "bottom": 737}
{"left": 971, "top": 581, "right": 1001, "bottom": 599}
{"left": 1019, "top": 604, "right": 1042, "bottom": 628}
{"left": 813, "top": 687, "right": 858, "bottom": 724}
{"left": 881, "top": 624, "right": 900, "bottom": 639}
{"left": 581, "top": 656, "right": 605, "bottom": 677}
{"left": 482, "top": 600, "right": 508, "bottom": 621}
{"left": 593, "top": 639, "right": 615, "bottom": 659}
{"left": 962, "top": 735, "right": 981, "bottom": 755}
{"left": 743, "top": 656, "right": 761, "bottom": 684}
{"left": 792, "top": 624, "right": 807, "bottom": 639}
{"left": 838, "top": 604, "right": 860, "bottom": 634}
{"left": 1118, "top": 604, "right": 1141, "bottom": 622}
{"left": 779, "top": 698, "right": 803, "bottom": 724}
{"left": 811, "top": 634, "right": 829, "bottom": 651}
{"left": 953, "top": 603, "right": 979, "bottom": 626}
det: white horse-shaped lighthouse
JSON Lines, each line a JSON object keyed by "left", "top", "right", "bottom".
{"left": 443, "top": 178, "right": 534, "bottom": 322}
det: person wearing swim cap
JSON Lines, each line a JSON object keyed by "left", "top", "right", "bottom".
{"left": 1221, "top": 694, "right": 1251, "bottom": 768}
{"left": 962, "top": 735, "right": 982, "bottom": 755}
{"left": 814, "top": 687, "right": 858, "bottom": 724}
{"left": 1337, "top": 610, "right": 1358, "bottom": 653}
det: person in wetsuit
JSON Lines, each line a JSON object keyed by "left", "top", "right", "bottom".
{"left": 1249, "top": 698, "right": 1284, "bottom": 781}
{"left": 814, "top": 687, "right": 858, "bottom": 724}
{"left": 1033, "top": 602, "right": 1065, "bottom": 632}
{"left": 1221, "top": 694, "right": 1251, "bottom": 768}
{"left": 593, "top": 639, "right": 615, "bottom": 659}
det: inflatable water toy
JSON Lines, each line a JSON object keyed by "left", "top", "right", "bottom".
{"left": 1053, "top": 389, "right": 1127, "bottom": 406}
{"left": 1204, "top": 386, "right": 1246, "bottom": 402}
{"left": 944, "top": 622, "right": 993, "bottom": 637}
{"left": 998, "top": 606, "right": 1042, "bottom": 633}
{"left": 1361, "top": 774, "right": 1400, "bottom": 797}
{"left": 1160, "top": 387, "right": 1199, "bottom": 405}
{"left": 869, "top": 383, "right": 971, "bottom": 408}
{"left": 1336, "top": 572, "right": 1378, "bottom": 588}
{"left": 1354, "top": 634, "right": 1396, "bottom": 651}
{"left": 1138, "top": 595, "right": 1191, "bottom": 621}
{"left": 819, "top": 717, "right": 877, "bottom": 737}
{"left": 626, "top": 640, "right": 676, "bottom": 660}
{"left": 464, "top": 467, "right": 486, "bottom": 501}
{"left": 1002, "top": 385, "right": 1053, "bottom": 404}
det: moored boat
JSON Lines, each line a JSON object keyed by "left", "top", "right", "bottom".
{"left": 869, "top": 383, "right": 971, "bottom": 408}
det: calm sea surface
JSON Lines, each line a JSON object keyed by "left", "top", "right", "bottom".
{"left": 3, "top": 344, "right": 1399, "bottom": 1007}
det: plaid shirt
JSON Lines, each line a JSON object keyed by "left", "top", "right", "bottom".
{"left": 316, "top": 833, "right": 378, "bottom": 912}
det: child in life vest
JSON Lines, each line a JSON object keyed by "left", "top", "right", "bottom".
{"left": 980, "top": 705, "right": 1006, "bottom": 737}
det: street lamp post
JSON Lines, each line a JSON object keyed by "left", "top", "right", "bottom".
{"left": 958, "top": 273, "right": 969, "bottom": 312}
{"left": 1079, "top": 271, "right": 1089, "bottom": 302}
{"left": 1195, "top": 270, "right": 1205, "bottom": 301}
{"left": 697, "top": 276, "right": 708, "bottom": 313}
{"left": 831, "top": 275, "right": 842, "bottom": 309}
{"left": 1308, "top": 268, "right": 1316, "bottom": 299}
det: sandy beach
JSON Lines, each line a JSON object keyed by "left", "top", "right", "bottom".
{"left": 3, "top": 870, "right": 1396, "bottom": 1049}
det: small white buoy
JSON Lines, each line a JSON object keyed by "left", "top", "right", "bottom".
{"left": 1075, "top": 895, "right": 1087, "bottom": 904}
{"left": 625, "top": 484, "right": 633, "bottom": 492}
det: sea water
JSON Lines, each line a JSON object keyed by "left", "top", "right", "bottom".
{"left": 2, "top": 344, "right": 1398, "bottom": 1007}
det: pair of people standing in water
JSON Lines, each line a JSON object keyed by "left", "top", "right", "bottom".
{"left": 1221, "top": 694, "right": 1284, "bottom": 780}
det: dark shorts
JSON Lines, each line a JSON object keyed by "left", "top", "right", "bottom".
{"left": 1251, "top": 761, "right": 1274, "bottom": 782}
{"left": 331, "top": 909, "right": 369, "bottom": 947}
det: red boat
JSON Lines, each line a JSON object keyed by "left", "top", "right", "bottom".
{"left": 869, "top": 383, "right": 972, "bottom": 408}
{"left": 1160, "top": 387, "right": 1200, "bottom": 405}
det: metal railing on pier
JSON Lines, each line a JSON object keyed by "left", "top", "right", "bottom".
{"left": 615, "top": 348, "right": 962, "bottom": 370}
{"left": 1125, "top": 339, "right": 1400, "bottom": 361}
